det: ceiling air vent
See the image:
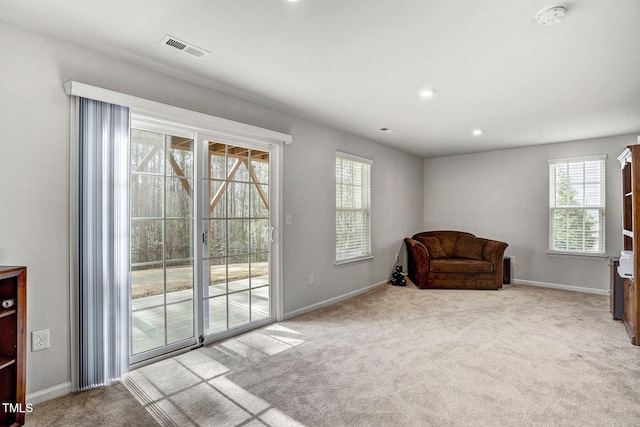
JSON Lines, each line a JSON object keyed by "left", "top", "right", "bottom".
{"left": 160, "top": 35, "right": 209, "bottom": 58}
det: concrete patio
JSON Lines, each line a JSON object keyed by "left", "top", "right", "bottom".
{"left": 131, "top": 269, "right": 270, "bottom": 355}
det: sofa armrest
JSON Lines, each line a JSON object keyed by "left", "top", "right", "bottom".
{"left": 404, "top": 238, "right": 431, "bottom": 288}
{"left": 483, "top": 239, "right": 508, "bottom": 284}
{"left": 483, "top": 240, "right": 508, "bottom": 265}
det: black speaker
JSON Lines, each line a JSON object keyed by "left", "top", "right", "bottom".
{"left": 391, "top": 265, "right": 406, "bottom": 286}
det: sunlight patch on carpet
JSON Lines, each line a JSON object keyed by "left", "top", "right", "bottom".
{"left": 122, "top": 329, "right": 307, "bottom": 426}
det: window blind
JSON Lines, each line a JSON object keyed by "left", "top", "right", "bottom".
{"left": 336, "top": 153, "right": 372, "bottom": 263}
{"left": 548, "top": 155, "right": 606, "bottom": 255}
{"left": 78, "top": 97, "right": 131, "bottom": 390}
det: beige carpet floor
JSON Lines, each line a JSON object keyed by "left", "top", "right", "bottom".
{"left": 26, "top": 283, "right": 640, "bottom": 426}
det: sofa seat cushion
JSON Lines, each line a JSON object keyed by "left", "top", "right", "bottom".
{"left": 429, "top": 259, "right": 494, "bottom": 274}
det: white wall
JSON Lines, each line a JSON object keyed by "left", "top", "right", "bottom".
{"left": 423, "top": 134, "right": 633, "bottom": 292}
{"left": 283, "top": 121, "right": 423, "bottom": 312}
{"left": 0, "top": 22, "right": 424, "bottom": 398}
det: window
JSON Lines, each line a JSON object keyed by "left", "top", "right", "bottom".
{"left": 548, "top": 155, "right": 606, "bottom": 255}
{"left": 336, "top": 152, "right": 372, "bottom": 263}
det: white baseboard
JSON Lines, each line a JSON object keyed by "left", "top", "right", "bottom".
{"left": 26, "top": 381, "right": 73, "bottom": 405}
{"left": 284, "top": 280, "right": 388, "bottom": 320}
{"left": 513, "top": 279, "right": 609, "bottom": 296}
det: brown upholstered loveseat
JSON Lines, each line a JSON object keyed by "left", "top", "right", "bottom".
{"left": 404, "top": 231, "right": 508, "bottom": 290}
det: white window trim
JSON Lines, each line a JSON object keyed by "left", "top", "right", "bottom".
{"left": 64, "top": 80, "right": 292, "bottom": 146}
{"left": 548, "top": 154, "right": 607, "bottom": 257}
{"left": 335, "top": 151, "right": 373, "bottom": 265}
{"left": 336, "top": 150, "right": 374, "bottom": 166}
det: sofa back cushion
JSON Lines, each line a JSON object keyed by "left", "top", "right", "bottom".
{"left": 417, "top": 236, "right": 448, "bottom": 259}
{"left": 452, "top": 234, "right": 487, "bottom": 260}
{"left": 413, "top": 231, "right": 459, "bottom": 256}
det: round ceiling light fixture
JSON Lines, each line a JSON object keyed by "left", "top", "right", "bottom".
{"left": 419, "top": 88, "right": 436, "bottom": 98}
{"left": 472, "top": 129, "right": 483, "bottom": 136}
{"left": 536, "top": 4, "right": 567, "bottom": 26}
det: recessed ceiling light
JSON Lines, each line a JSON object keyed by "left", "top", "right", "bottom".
{"left": 419, "top": 89, "right": 436, "bottom": 98}
{"left": 380, "top": 127, "right": 395, "bottom": 133}
{"left": 536, "top": 4, "right": 567, "bottom": 26}
{"left": 472, "top": 129, "right": 483, "bottom": 136}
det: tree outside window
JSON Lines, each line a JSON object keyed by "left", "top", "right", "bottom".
{"left": 548, "top": 156, "right": 606, "bottom": 255}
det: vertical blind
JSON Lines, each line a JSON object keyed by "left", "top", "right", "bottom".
{"left": 548, "top": 155, "right": 606, "bottom": 254}
{"left": 78, "top": 97, "right": 131, "bottom": 390}
{"left": 336, "top": 152, "right": 372, "bottom": 262}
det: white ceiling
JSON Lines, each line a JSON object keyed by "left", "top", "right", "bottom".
{"left": 1, "top": 0, "right": 639, "bottom": 157}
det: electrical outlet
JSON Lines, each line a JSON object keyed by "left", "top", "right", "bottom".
{"left": 511, "top": 256, "right": 516, "bottom": 265}
{"left": 308, "top": 273, "right": 315, "bottom": 285}
{"left": 32, "top": 329, "right": 50, "bottom": 352}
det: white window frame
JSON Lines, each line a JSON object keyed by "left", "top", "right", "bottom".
{"left": 548, "top": 154, "right": 606, "bottom": 257}
{"left": 335, "top": 151, "right": 373, "bottom": 265}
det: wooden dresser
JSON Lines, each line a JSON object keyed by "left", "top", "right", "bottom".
{"left": 618, "top": 147, "right": 640, "bottom": 345}
{"left": 0, "top": 266, "right": 26, "bottom": 427}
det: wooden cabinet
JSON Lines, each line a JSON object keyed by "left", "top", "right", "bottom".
{"left": 618, "top": 146, "right": 640, "bottom": 345}
{"left": 0, "top": 266, "right": 26, "bottom": 427}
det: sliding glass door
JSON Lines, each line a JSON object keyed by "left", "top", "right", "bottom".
{"left": 129, "top": 119, "right": 277, "bottom": 365}
{"left": 202, "top": 141, "right": 271, "bottom": 335}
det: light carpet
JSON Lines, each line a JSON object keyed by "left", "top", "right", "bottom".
{"left": 26, "top": 283, "right": 640, "bottom": 426}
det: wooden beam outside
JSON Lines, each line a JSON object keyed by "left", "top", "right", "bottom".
{"left": 168, "top": 153, "right": 192, "bottom": 197}
{"left": 248, "top": 161, "right": 268, "bottom": 210}
{"left": 207, "top": 146, "right": 270, "bottom": 215}
{"left": 207, "top": 142, "right": 268, "bottom": 163}
{"left": 209, "top": 158, "right": 242, "bottom": 214}
{"left": 134, "top": 145, "right": 160, "bottom": 173}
